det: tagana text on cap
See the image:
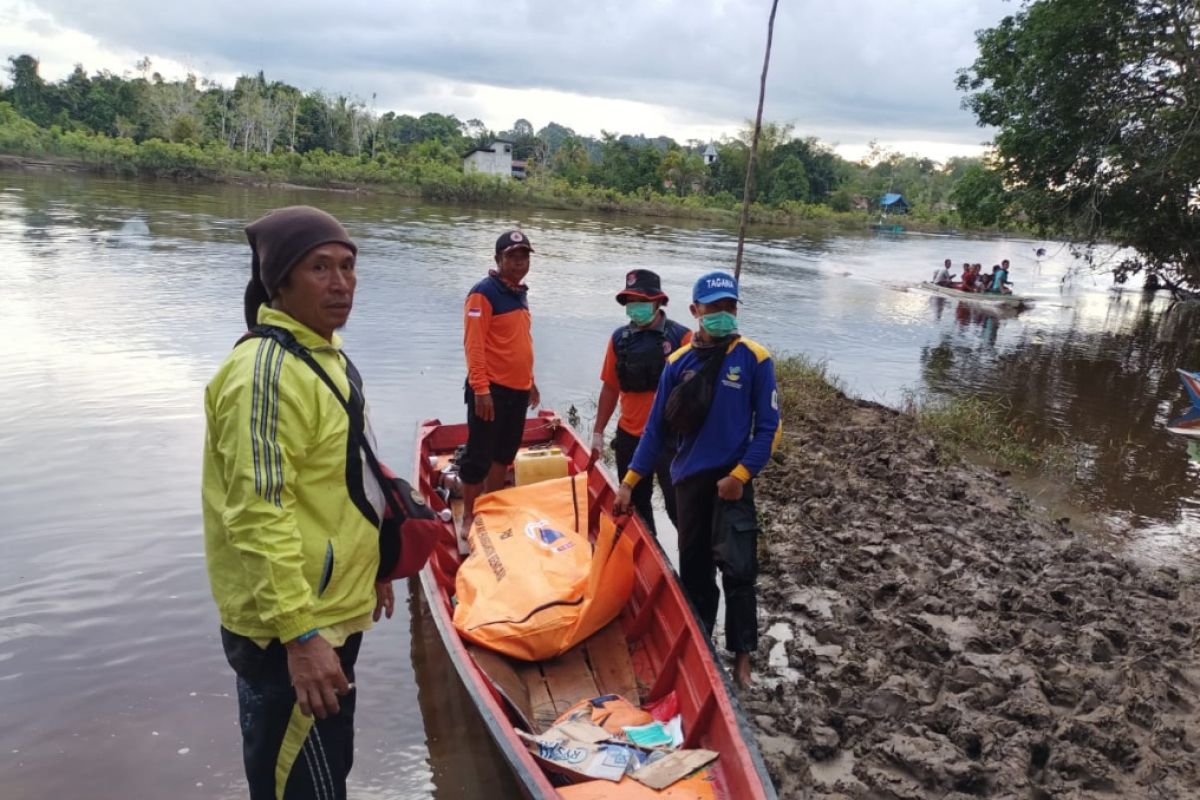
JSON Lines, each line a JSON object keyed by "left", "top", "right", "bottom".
{"left": 692, "top": 271, "right": 739, "bottom": 304}
{"left": 495, "top": 229, "right": 534, "bottom": 255}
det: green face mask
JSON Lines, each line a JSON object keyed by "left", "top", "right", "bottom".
{"left": 700, "top": 311, "right": 738, "bottom": 338}
{"left": 625, "top": 302, "right": 656, "bottom": 326}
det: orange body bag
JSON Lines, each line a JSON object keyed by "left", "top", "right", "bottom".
{"left": 452, "top": 475, "right": 634, "bottom": 661}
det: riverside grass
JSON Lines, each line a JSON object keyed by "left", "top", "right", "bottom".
{"left": 774, "top": 355, "right": 1072, "bottom": 477}
{"left": 904, "top": 391, "right": 1073, "bottom": 475}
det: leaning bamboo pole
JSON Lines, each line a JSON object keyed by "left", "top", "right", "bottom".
{"left": 734, "top": 0, "right": 781, "bottom": 283}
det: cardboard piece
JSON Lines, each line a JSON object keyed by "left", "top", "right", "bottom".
{"left": 467, "top": 645, "right": 534, "bottom": 731}
{"left": 631, "top": 749, "right": 720, "bottom": 791}
{"left": 555, "top": 719, "right": 613, "bottom": 744}
{"left": 517, "top": 730, "right": 638, "bottom": 783}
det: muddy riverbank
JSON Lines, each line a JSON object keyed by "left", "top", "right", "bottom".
{"left": 744, "top": 362, "right": 1200, "bottom": 798}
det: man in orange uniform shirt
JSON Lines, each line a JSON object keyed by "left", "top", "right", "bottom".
{"left": 589, "top": 269, "right": 691, "bottom": 536}
{"left": 460, "top": 230, "right": 539, "bottom": 543}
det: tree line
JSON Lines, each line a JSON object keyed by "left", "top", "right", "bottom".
{"left": 1, "top": 53, "right": 999, "bottom": 226}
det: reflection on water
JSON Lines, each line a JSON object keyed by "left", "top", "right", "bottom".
{"left": 407, "top": 583, "right": 521, "bottom": 799}
{"left": 919, "top": 292, "right": 1200, "bottom": 564}
{"left": 1, "top": 172, "right": 1199, "bottom": 798}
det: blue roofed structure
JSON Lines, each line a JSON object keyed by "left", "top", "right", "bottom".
{"left": 879, "top": 193, "right": 910, "bottom": 213}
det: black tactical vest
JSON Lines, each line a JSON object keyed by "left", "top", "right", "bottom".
{"left": 612, "top": 318, "right": 690, "bottom": 393}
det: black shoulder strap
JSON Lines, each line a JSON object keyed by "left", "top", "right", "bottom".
{"left": 240, "top": 325, "right": 401, "bottom": 520}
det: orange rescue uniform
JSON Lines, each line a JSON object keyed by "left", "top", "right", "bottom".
{"left": 464, "top": 272, "right": 534, "bottom": 392}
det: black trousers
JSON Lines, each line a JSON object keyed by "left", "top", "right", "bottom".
{"left": 461, "top": 382, "right": 530, "bottom": 485}
{"left": 674, "top": 469, "right": 759, "bottom": 654}
{"left": 613, "top": 426, "right": 677, "bottom": 537}
{"left": 222, "top": 629, "right": 362, "bottom": 800}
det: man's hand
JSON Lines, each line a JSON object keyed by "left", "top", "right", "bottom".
{"left": 474, "top": 392, "right": 495, "bottom": 422}
{"left": 528, "top": 383, "right": 540, "bottom": 409}
{"left": 587, "top": 431, "right": 605, "bottom": 469}
{"left": 613, "top": 484, "right": 634, "bottom": 516}
{"left": 373, "top": 581, "right": 394, "bottom": 622}
{"left": 285, "top": 635, "right": 350, "bottom": 720}
{"left": 717, "top": 475, "right": 745, "bottom": 501}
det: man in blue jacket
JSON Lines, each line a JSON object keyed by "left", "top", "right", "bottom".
{"left": 614, "top": 270, "right": 781, "bottom": 687}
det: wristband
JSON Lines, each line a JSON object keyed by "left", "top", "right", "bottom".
{"left": 295, "top": 629, "right": 319, "bottom": 643}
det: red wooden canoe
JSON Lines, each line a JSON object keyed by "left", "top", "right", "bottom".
{"left": 412, "top": 410, "right": 777, "bottom": 799}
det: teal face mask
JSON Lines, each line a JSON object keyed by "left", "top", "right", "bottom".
{"left": 625, "top": 302, "right": 656, "bottom": 326}
{"left": 700, "top": 311, "right": 738, "bottom": 338}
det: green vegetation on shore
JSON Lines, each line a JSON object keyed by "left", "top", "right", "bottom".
{"left": 0, "top": 53, "right": 1007, "bottom": 231}
{"left": 774, "top": 355, "right": 1072, "bottom": 477}
{"left": 773, "top": 356, "right": 846, "bottom": 433}
{"left": 904, "top": 392, "right": 1072, "bottom": 475}
{"left": 0, "top": 104, "right": 862, "bottom": 227}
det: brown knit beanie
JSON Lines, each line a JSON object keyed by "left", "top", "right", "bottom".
{"left": 243, "top": 206, "right": 358, "bottom": 329}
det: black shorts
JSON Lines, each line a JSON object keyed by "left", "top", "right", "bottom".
{"left": 461, "top": 382, "right": 530, "bottom": 484}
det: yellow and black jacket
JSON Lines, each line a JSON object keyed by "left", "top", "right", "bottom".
{"left": 202, "top": 306, "right": 383, "bottom": 644}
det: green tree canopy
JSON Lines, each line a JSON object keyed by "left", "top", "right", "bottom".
{"left": 958, "top": 0, "right": 1200, "bottom": 285}
{"left": 7, "top": 55, "right": 53, "bottom": 127}
{"left": 767, "top": 155, "right": 810, "bottom": 205}
{"left": 951, "top": 163, "right": 1009, "bottom": 228}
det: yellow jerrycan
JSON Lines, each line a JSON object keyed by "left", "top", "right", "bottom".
{"left": 513, "top": 446, "right": 569, "bottom": 486}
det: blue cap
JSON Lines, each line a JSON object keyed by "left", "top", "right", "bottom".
{"left": 692, "top": 271, "right": 739, "bottom": 304}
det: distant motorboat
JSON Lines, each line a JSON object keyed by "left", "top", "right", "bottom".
{"left": 917, "top": 282, "right": 1033, "bottom": 309}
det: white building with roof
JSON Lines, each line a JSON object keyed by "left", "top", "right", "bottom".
{"left": 463, "top": 140, "right": 515, "bottom": 179}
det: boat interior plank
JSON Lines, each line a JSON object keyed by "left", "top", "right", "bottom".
{"left": 522, "top": 663, "right": 559, "bottom": 733}
{"left": 584, "top": 621, "right": 640, "bottom": 703}
{"left": 539, "top": 644, "right": 601, "bottom": 718}
{"left": 466, "top": 645, "right": 535, "bottom": 732}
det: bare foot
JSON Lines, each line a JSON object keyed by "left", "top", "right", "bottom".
{"left": 458, "top": 515, "right": 474, "bottom": 555}
{"left": 733, "top": 653, "right": 753, "bottom": 688}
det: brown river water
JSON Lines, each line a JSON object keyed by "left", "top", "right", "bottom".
{"left": 1, "top": 172, "right": 1197, "bottom": 798}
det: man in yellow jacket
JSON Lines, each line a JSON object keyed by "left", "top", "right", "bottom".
{"left": 203, "top": 206, "right": 392, "bottom": 800}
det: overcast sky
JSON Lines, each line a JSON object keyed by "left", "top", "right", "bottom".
{"left": 0, "top": 0, "right": 1014, "bottom": 161}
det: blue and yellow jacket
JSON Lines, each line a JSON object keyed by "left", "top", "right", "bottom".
{"left": 202, "top": 306, "right": 384, "bottom": 644}
{"left": 464, "top": 272, "right": 534, "bottom": 393}
{"left": 625, "top": 337, "right": 781, "bottom": 486}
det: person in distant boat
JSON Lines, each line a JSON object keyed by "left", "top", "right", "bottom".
{"left": 460, "top": 230, "right": 540, "bottom": 546}
{"left": 588, "top": 269, "right": 692, "bottom": 537}
{"left": 959, "top": 263, "right": 978, "bottom": 292}
{"left": 614, "top": 271, "right": 781, "bottom": 688}
{"left": 988, "top": 260, "right": 1012, "bottom": 294}
{"left": 962, "top": 261, "right": 976, "bottom": 290}
{"left": 980, "top": 265, "right": 996, "bottom": 291}
{"left": 203, "top": 206, "right": 395, "bottom": 800}
{"left": 933, "top": 259, "right": 956, "bottom": 287}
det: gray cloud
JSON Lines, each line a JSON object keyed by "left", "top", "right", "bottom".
{"left": 20, "top": 0, "right": 1010, "bottom": 145}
